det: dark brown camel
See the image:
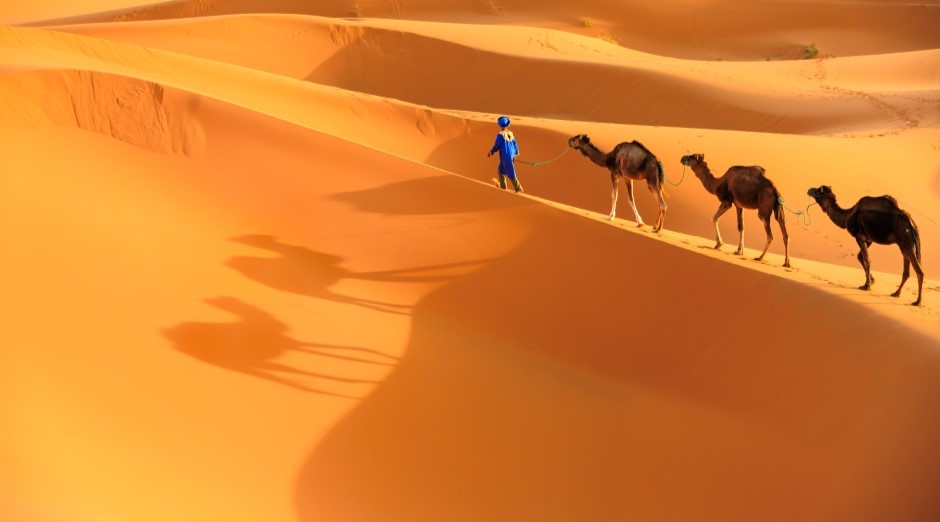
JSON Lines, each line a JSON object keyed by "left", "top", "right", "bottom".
{"left": 567, "top": 134, "right": 667, "bottom": 232}
{"left": 807, "top": 185, "right": 923, "bottom": 306}
{"left": 680, "top": 153, "right": 790, "bottom": 267}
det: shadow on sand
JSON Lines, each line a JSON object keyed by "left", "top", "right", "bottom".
{"left": 329, "top": 174, "right": 529, "bottom": 215}
{"left": 291, "top": 188, "right": 940, "bottom": 520}
{"left": 226, "top": 234, "right": 495, "bottom": 315}
{"left": 227, "top": 234, "right": 412, "bottom": 315}
{"left": 162, "top": 297, "right": 398, "bottom": 398}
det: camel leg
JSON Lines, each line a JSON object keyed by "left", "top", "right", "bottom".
{"left": 606, "top": 179, "right": 619, "bottom": 221}
{"left": 735, "top": 206, "right": 746, "bottom": 256}
{"left": 855, "top": 238, "right": 873, "bottom": 290}
{"left": 650, "top": 183, "right": 667, "bottom": 233}
{"left": 778, "top": 208, "right": 791, "bottom": 268}
{"left": 892, "top": 255, "right": 911, "bottom": 298}
{"left": 894, "top": 244, "right": 924, "bottom": 306}
{"left": 755, "top": 214, "right": 774, "bottom": 262}
{"left": 911, "top": 253, "right": 925, "bottom": 306}
{"left": 625, "top": 179, "right": 644, "bottom": 227}
{"left": 712, "top": 201, "right": 732, "bottom": 249}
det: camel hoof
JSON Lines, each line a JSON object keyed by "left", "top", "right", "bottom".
{"left": 859, "top": 285, "right": 871, "bottom": 291}
{"left": 891, "top": 291, "right": 901, "bottom": 298}
{"left": 713, "top": 243, "right": 722, "bottom": 250}
{"left": 636, "top": 222, "right": 645, "bottom": 228}
{"left": 783, "top": 262, "right": 792, "bottom": 268}
{"left": 912, "top": 300, "right": 922, "bottom": 307}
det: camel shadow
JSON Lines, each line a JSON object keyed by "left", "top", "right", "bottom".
{"left": 162, "top": 297, "right": 398, "bottom": 397}
{"left": 227, "top": 235, "right": 491, "bottom": 314}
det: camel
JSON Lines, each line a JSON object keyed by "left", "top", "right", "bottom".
{"left": 680, "top": 153, "right": 790, "bottom": 267}
{"left": 807, "top": 185, "right": 923, "bottom": 306}
{"left": 567, "top": 134, "right": 667, "bottom": 232}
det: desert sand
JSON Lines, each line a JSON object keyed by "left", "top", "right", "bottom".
{"left": 1, "top": 1, "right": 939, "bottom": 521}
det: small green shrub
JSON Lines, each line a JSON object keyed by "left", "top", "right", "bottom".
{"left": 803, "top": 43, "right": 819, "bottom": 59}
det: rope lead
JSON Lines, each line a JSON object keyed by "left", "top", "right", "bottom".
{"left": 778, "top": 196, "right": 816, "bottom": 226}
{"left": 516, "top": 146, "right": 570, "bottom": 167}
{"left": 665, "top": 164, "right": 686, "bottom": 187}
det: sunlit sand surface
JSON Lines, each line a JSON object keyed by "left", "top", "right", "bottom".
{"left": 2, "top": 1, "right": 939, "bottom": 520}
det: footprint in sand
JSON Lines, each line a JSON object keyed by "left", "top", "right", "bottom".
{"left": 813, "top": 58, "right": 919, "bottom": 136}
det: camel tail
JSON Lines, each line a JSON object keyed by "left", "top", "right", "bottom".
{"left": 773, "top": 188, "right": 783, "bottom": 222}
{"left": 912, "top": 220, "right": 922, "bottom": 263}
{"left": 657, "top": 160, "right": 668, "bottom": 197}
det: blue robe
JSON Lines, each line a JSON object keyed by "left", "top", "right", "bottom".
{"left": 489, "top": 130, "right": 519, "bottom": 179}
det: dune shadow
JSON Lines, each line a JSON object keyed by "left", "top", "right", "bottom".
{"left": 293, "top": 204, "right": 940, "bottom": 520}
{"left": 330, "top": 175, "right": 528, "bottom": 216}
{"left": 162, "top": 297, "right": 398, "bottom": 397}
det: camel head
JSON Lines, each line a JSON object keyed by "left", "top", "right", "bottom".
{"left": 680, "top": 153, "right": 705, "bottom": 167}
{"left": 807, "top": 185, "right": 834, "bottom": 202}
{"left": 567, "top": 134, "right": 590, "bottom": 149}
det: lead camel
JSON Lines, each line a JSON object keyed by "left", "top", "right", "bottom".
{"left": 807, "top": 185, "right": 923, "bottom": 306}
{"left": 567, "top": 134, "right": 667, "bottom": 232}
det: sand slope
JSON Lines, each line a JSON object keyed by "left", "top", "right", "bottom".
{"left": 2, "top": 1, "right": 940, "bottom": 521}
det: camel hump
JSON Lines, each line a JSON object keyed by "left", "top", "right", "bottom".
{"left": 727, "top": 165, "right": 765, "bottom": 178}
{"left": 860, "top": 194, "right": 901, "bottom": 210}
{"left": 630, "top": 140, "right": 656, "bottom": 157}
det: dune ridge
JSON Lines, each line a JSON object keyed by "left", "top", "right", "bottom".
{"left": 2, "top": 1, "right": 940, "bottom": 521}
{"left": 2, "top": 22, "right": 937, "bottom": 274}
{"left": 50, "top": 14, "right": 940, "bottom": 136}
{"left": 46, "top": 0, "right": 940, "bottom": 61}
{"left": 0, "top": 68, "right": 204, "bottom": 154}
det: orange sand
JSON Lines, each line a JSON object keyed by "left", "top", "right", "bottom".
{"left": 2, "top": 1, "right": 939, "bottom": 521}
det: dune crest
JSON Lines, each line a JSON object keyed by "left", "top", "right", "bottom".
{"left": 50, "top": 14, "right": 939, "bottom": 137}
{"left": 0, "top": 68, "right": 205, "bottom": 154}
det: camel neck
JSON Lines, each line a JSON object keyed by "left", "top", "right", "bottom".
{"left": 580, "top": 143, "right": 608, "bottom": 167}
{"left": 819, "top": 198, "right": 851, "bottom": 229}
{"left": 691, "top": 163, "right": 720, "bottom": 194}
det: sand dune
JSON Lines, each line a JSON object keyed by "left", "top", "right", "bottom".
{"left": 3, "top": 22, "right": 937, "bottom": 271}
{"left": 27, "top": 0, "right": 940, "bottom": 60}
{"left": 53, "top": 14, "right": 940, "bottom": 136}
{"left": 2, "top": 1, "right": 940, "bottom": 521}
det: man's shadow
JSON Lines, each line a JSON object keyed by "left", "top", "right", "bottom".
{"left": 162, "top": 297, "right": 398, "bottom": 397}
{"left": 226, "top": 234, "right": 491, "bottom": 314}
